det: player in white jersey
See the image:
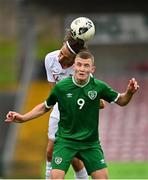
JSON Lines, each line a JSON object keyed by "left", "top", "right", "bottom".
{"left": 45, "top": 50, "right": 74, "bottom": 140}
{"left": 44, "top": 33, "right": 105, "bottom": 179}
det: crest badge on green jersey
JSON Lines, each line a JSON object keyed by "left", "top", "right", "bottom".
{"left": 88, "top": 90, "right": 97, "bottom": 100}
{"left": 55, "top": 157, "right": 62, "bottom": 165}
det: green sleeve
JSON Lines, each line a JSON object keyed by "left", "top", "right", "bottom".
{"left": 45, "top": 86, "right": 58, "bottom": 108}
{"left": 100, "top": 82, "right": 119, "bottom": 103}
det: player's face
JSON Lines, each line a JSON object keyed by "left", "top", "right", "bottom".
{"left": 73, "top": 57, "right": 95, "bottom": 83}
{"left": 58, "top": 44, "right": 75, "bottom": 68}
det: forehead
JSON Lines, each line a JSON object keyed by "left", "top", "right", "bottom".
{"left": 75, "top": 57, "right": 93, "bottom": 65}
{"left": 61, "top": 44, "right": 75, "bottom": 58}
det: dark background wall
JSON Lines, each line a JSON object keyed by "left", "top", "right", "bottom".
{"left": 23, "top": 0, "right": 148, "bottom": 14}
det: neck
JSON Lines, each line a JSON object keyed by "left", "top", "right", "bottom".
{"left": 74, "top": 76, "right": 90, "bottom": 86}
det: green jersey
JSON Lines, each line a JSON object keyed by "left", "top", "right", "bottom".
{"left": 45, "top": 76, "right": 119, "bottom": 143}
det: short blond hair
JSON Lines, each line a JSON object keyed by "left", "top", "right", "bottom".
{"left": 75, "top": 51, "right": 95, "bottom": 65}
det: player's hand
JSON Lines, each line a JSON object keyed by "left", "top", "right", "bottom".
{"left": 100, "top": 99, "right": 106, "bottom": 109}
{"left": 127, "top": 78, "right": 139, "bottom": 94}
{"left": 5, "top": 111, "right": 24, "bottom": 123}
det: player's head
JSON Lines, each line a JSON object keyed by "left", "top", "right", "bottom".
{"left": 58, "top": 32, "right": 87, "bottom": 67}
{"left": 73, "top": 51, "right": 95, "bottom": 84}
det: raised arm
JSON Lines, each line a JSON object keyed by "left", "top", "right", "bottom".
{"left": 5, "top": 102, "right": 50, "bottom": 123}
{"left": 116, "top": 78, "right": 139, "bottom": 106}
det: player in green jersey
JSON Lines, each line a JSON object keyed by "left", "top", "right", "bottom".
{"left": 5, "top": 51, "right": 139, "bottom": 179}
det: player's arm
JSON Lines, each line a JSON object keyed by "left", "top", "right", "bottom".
{"left": 47, "top": 82, "right": 56, "bottom": 95}
{"left": 49, "top": 82, "right": 56, "bottom": 89}
{"left": 5, "top": 102, "right": 50, "bottom": 123}
{"left": 116, "top": 78, "right": 139, "bottom": 106}
{"left": 100, "top": 99, "right": 106, "bottom": 109}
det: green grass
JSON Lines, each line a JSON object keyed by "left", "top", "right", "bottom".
{"left": 0, "top": 40, "right": 18, "bottom": 85}
{"left": 64, "top": 162, "right": 148, "bottom": 179}
{"left": 36, "top": 39, "right": 60, "bottom": 60}
{"left": 108, "top": 162, "right": 148, "bottom": 179}
{"left": 0, "top": 38, "right": 60, "bottom": 86}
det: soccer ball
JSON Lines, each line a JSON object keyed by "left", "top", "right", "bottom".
{"left": 70, "top": 17, "right": 95, "bottom": 41}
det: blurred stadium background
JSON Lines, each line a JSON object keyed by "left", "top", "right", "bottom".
{"left": 0, "top": 0, "right": 148, "bottom": 178}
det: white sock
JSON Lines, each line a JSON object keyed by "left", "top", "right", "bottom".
{"left": 75, "top": 167, "right": 88, "bottom": 179}
{"left": 45, "top": 161, "right": 52, "bottom": 179}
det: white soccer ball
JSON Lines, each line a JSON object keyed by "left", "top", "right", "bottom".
{"left": 70, "top": 17, "right": 95, "bottom": 41}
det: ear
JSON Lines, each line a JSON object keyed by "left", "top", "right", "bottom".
{"left": 71, "top": 64, "right": 75, "bottom": 69}
{"left": 91, "top": 65, "right": 96, "bottom": 73}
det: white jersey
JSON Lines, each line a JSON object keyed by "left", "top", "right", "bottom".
{"left": 45, "top": 50, "right": 74, "bottom": 119}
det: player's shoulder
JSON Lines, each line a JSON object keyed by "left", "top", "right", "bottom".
{"left": 45, "top": 50, "right": 60, "bottom": 58}
{"left": 45, "top": 50, "right": 60, "bottom": 62}
{"left": 45, "top": 50, "right": 60, "bottom": 67}
{"left": 94, "top": 78, "right": 104, "bottom": 84}
{"left": 57, "top": 76, "right": 72, "bottom": 84}
{"left": 93, "top": 77, "right": 108, "bottom": 87}
{"left": 56, "top": 77, "right": 72, "bottom": 87}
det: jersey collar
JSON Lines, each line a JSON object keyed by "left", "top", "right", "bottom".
{"left": 72, "top": 75, "right": 91, "bottom": 88}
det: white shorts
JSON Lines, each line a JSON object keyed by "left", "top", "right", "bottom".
{"left": 48, "top": 116, "right": 59, "bottom": 141}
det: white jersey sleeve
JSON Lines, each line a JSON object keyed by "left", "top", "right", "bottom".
{"left": 45, "top": 50, "right": 60, "bottom": 83}
{"left": 45, "top": 50, "right": 74, "bottom": 84}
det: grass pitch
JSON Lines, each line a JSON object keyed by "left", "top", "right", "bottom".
{"left": 64, "top": 162, "right": 148, "bottom": 179}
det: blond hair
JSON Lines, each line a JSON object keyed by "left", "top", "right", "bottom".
{"left": 76, "top": 51, "right": 95, "bottom": 65}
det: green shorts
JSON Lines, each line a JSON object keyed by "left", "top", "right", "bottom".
{"left": 51, "top": 138, "right": 107, "bottom": 175}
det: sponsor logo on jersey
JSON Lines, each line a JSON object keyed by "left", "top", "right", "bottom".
{"left": 53, "top": 74, "right": 65, "bottom": 82}
{"left": 88, "top": 90, "right": 97, "bottom": 100}
{"left": 55, "top": 157, "right": 62, "bottom": 165}
{"left": 100, "top": 159, "right": 105, "bottom": 164}
{"left": 52, "top": 69, "right": 73, "bottom": 83}
{"left": 66, "top": 93, "right": 73, "bottom": 98}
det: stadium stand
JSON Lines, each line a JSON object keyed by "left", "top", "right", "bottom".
{"left": 9, "top": 81, "right": 50, "bottom": 178}
{"left": 99, "top": 76, "right": 148, "bottom": 161}
{"left": 0, "top": 92, "right": 16, "bottom": 177}
{"left": 6, "top": 60, "right": 50, "bottom": 178}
